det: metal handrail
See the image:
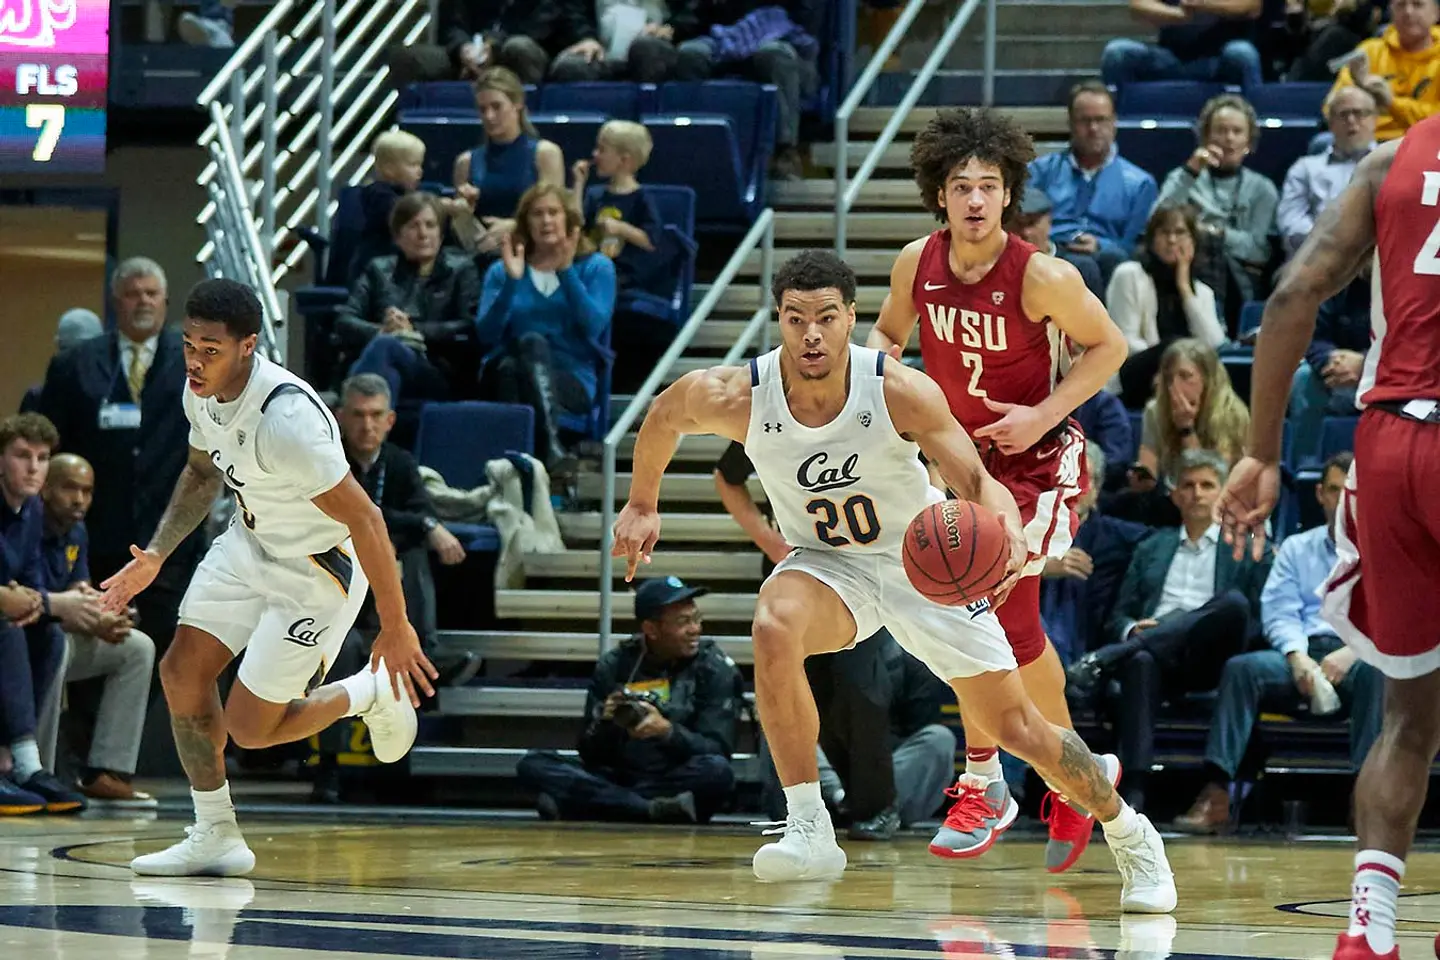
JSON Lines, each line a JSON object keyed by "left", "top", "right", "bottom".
{"left": 196, "top": 0, "right": 296, "bottom": 106}
{"left": 595, "top": 210, "right": 776, "bottom": 653}
{"left": 834, "top": 0, "right": 996, "bottom": 258}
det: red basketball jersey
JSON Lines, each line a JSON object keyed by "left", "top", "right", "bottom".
{"left": 1365, "top": 113, "right": 1440, "bottom": 406}
{"left": 912, "top": 230, "right": 1067, "bottom": 434}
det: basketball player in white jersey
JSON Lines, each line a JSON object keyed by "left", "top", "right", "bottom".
{"left": 100, "top": 279, "right": 438, "bottom": 877}
{"left": 612, "top": 250, "right": 1174, "bottom": 911}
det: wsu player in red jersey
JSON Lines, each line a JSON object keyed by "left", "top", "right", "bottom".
{"left": 1217, "top": 120, "right": 1440, "bottom": 960}
{"left": 868, "top": 108, "right": 1128, "bottom": 873}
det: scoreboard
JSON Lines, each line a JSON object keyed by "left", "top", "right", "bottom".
{"left": 0, "top": 0, "right": 109, "bottom": 173}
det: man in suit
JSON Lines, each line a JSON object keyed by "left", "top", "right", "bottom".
{"left": 36, "top": 258, "right": 199, "bottom": 669}
{"left": 1067, "top": 448, "right": 1273, "bottom": 811}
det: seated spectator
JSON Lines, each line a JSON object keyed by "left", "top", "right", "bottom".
{"left": 1173, "top": 452, "right": 1381, "bottom": 833}
{"left": 450, "top": 68, "right": 566, "bottom": 257}
{"left": 673, "top": 0, "right": 820, "bottom": 180}
{"left": 1156, "top": 95, "right": 1278, "bottom": 326}
{"left": 340, "top": 193, "right": 483, "bottom": 407}
{"left": 1069, "top": 449, "right": 1273, "bottom": 812}
{"left": 1108, "top": 203, "right": 1226, "bottom": 409}
{"left": 1137, "top": 339, "right": 1250, "bottom": 486}
{"left": 477, "top": 183, "right": 617, "bottom": 476}
{"left": 33, "top": 454, "right": 156, "bottom": 807}
{"left": 1283, "top": 0, "right": 1385, "bottom": 82}
{"left": 1027, "top": 81, "right": 1158, "bottom": 289}
{"left": 176, "top": 1, "right": 236, "bottom": 47}
{"left": 1041, "top": 443, "right": 1152, "bottom": 664}
{"left": 1278, "top": 86, "right": 1377, "bottom": 259}
{"left": 573, "top": 121, "right": 676, "bottom": 392}
{"left": 20, "top": 309, "right": 103, "bottom": 414}
{"left": 516, "top": 577, "right": 742, "bottom": 823}
{"left": 546, "top": 0, "right": 683, "bottom": 82}
{"left": 1102, "top": 0, "right": 1263, "bottom": 89}
{"left": 1072, "top": 392, "right": 1134, "bottom": 493}
{"left": 386, "top": 0, "right": 591, "bottom": 86}
{"left": 0, "top": 414, "right": 86, "bottom": 815}
{"left": 1331, "top": 0, "right": 1440, "bottom": 142}
{"left": 1290, "top": 273, "right": 1370, "bottom": 461}
{"left": 350, "top": 131, "right": 426, "bottom": 284}
{"left": 1013, "top": 187, "right": 1104, "bottom": 300}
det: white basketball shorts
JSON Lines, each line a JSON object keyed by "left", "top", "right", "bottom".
{"left": 178, "top": 527, "right": 369, "bottom": 703}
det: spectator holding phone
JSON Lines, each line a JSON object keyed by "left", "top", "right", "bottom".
{"left": 1330, "top": 0, "right": 1440, "bottom": 141}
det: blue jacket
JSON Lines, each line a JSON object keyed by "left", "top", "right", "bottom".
{"left": 1305, "top": 278, "right": 1371, "bottom": 373}
{"left": 1028, "top": 148, "right": 1157, "bottom": 261}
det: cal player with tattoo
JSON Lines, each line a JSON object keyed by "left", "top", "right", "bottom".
{"left": 101, "top": 279, "right": 437, "bottom": 877}
{"left": 868, "top": 107, "right": 1129, "bottom": 872}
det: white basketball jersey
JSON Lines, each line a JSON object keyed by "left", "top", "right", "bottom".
{"left": 184, "top": 354, "right": 351, "bottom": 559}
{"left": 743, "top": 344, "right": 941, "bottom": 555}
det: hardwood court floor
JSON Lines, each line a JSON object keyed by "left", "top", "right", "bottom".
{"left": 1, "top": 814, "right": 1437, "bottom": 958}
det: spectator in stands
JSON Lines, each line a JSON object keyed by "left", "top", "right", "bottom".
{"left": 1277, "top": 85, "right": 1377, "bottom": 258}
{"left": 477, "top": 182, "right": 617, "bottom": 477}
{"left": 1013, "top": 187, "right": 1104, "bottom": 300}
{"left": 387, "top": 0, "right": 593, "bottom": 86}
{"left": 671, "top": 0, "right": 820, "bottom": 180}
{"left": 176, "top": 1, "right": 236, "bottom": 48}
{"left": 1027, "top": 81, "right": 1159, "bottom": 289}
{"left": 1041, "top": 443, "right": 1151, "bottom": 664}
{"left": 350, "top": 131, "right": 426, "bottom": 284}
{"left": 1155, "top": 95, "right": 1278, "bottom": 326}
{"left": 1290, "top": 271, "right": 1370, "bottom": 461}
{"left": 573, "top": 121, "right": 673, "bottom": 392}
{"left": 20, "top": 309, "right": 103, "bottom": 414}
{"left": 1102, "top": 0, "right": 1264, "bottom": 89}
{"left": 516, "top": 577, "right": 742, "bottom": 823}
{"left": 1107, "top": 203, "right": 1226, "bottom": 409}
{"left": 1173, "top": 452, "right": 1381, "bottom": 833}
{"left": 37, "top": 257, "right": 198, "bottom": 666}
{"left": 1282, "top": 0, "right": 1385, "bottom": 82}
{"left": 340, "top": 193, "right": 483, "bottom": 407}
{"left": 34, "top": 454, "right": 156, "bottom": 808}
{"left": 0, "top": 414, "right": 87, "bottom": 815}
{"left": 546, "top": 0, "right": 684, "bottom": 81}
{"left": 450, "top": 68, "right": 566, "bottom": 258}
{"left": 1069, "top": 448, "right": 1273, "bottom": 812}
{"left": 1137, "top": 338, "right": 1250, "bottom": 486}
{"left": 1331, "top": 0, "right": 1440, "bottom": 141}
{"left": 1073, "top": 391, "right": 1134, "bottom": 492}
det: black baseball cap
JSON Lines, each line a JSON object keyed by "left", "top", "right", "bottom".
{"left": 1019, "top": 186, "right": 1052, "bottom": 217}
{"left": 634, "top": 576, "right": 708, "bottom": 621}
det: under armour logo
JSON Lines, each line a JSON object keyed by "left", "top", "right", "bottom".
{"left": 284, "top": 617, "right": 328, "bottom": 648}
{"left": 764, "top": 422, "right": 782, "bottom": 433}
{"left": 992, "top": 291, "right": 1005, "bottom": 305}
{"left": 857, "top": 410, "right": 872, "bottom": 428}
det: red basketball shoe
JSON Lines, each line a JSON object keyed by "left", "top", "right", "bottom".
{"left": 1042, "top": 753, "right": 1122, "bottom": 873}
{"left": 1333, "top": 933, "right": 1399, "bottom": 960}
{"left": 929, "top": 775, "right": 1018, "bottom": 859}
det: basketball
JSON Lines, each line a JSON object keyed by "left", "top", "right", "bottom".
{"left": 902, "top": 499, "right": 1012, "bottom": 605}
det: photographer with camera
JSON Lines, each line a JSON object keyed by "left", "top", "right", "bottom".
{"left": 516, "top": 577, "right": 743, "bottom": 823}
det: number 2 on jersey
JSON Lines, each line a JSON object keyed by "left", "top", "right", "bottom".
{"left": 807, "top": 494, "right": 880, "bottom": 547}
{"left": 1415, "top": 170, "right": 1440, "bottom": 274}
{"left": 960, "top": 352, "right": 988, "bottom": 398}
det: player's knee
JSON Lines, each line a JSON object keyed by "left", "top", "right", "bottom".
{"left": 751, "top": 603, "right": 805, "bottom": 664}
{"left": 987, "top": 705, "right": 1047, "bottom": 759}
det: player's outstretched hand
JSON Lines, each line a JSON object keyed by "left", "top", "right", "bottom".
{"left": 371, "top": 620, "right": 438, "bottom": 707}
{"left": 990, "top": 522, "right": 1029, "bottom": 607}
{"left": 1215, "top": 456, "right": 1281, "bottom": 562}
{"left": 973, "top": 399, "right": 1051, "bottom": 455}
{"left": 612, "top": 503, "right": 661, "bottom": 581}
{"left": 98, "top": 545, "right": 163, "bottom": 614}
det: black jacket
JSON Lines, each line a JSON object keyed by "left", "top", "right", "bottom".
{"left": 578, "top": 636, "right": 743, "bottom": 776}
{"left": 335, "top": 251, "right": 482, "bottom": 351}
{"left": 438, "top": 0, "right": 592, "bottom": 61}
{"left": 37, "top": 329, "right": 197, "bottom": 568}
{"left": 348, "top": 442, "right": 436, "bottom": 554}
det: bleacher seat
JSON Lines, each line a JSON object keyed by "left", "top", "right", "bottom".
{"left": 293, "top": 185, "right": 367, "bottom": 389}
{"left": 1115, "top": 120, "right": 1195, "bottom": 183}
{"left": 1248, "top": 82, "right": 1330, "bottom": 121}
{"left": 1115, "top": 81, "right": 1226, "bottom": 120}
{"left": 398, "top": 81, "right": 538, "bottom": 117}
{"left": 531, "top": 113, "right": 608, "bottom": 174}
{"left": 1250, "top": 119, "right": 1321, "bottom": 185}
{"left": 401, "top": 113, "right": 609, "bottom": 187}
{"left": 1319, "top": 416, "right": 1358, "bottom": 462}
{"left": 415, "top": 402, "right": 536, "bottom": 552}
{"left": 1238, "top": 300, "right": 1265, "bottom": 340}
{"left": 539, "top": 82, "right": 656, "bottom": 119}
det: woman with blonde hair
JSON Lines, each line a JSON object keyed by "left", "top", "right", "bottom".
{"left": 450, "top": 67, "right": 565, "bottom": 255}
{"left": 476, "top": 182, "right": 616, "bottom": 475}
{"left": 1136, "top": 338, "right": 1251, "bottom": 488}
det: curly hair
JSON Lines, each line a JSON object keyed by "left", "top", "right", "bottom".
{"left": 910, "top": 107, "right": 1036, "bottom": 224}
{"left": 185, "top": 278, "right": 262, "bottom": 339}
{"left": 772, "top": 249, "right": 857, "bottom": 305}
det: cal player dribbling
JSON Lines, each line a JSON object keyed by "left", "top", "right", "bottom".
{"left": 101, "top": 279, "right": 437, "bottom": 877}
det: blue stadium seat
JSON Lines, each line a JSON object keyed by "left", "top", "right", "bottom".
{"left": 539, "top": 82, "right": 656, "bottom": 119}
{"left": 402, "top": 114, "right": 607, "bottom": 187}
{"left": 1114, "top": 81, "right": 1227, "bottom": 120}
{"left": 1238, "top": 300, "right": 1265, "bottom": 340}
{"left": 531, "top": 112, "right": 608, "bottom": 174}
{"left": 599, "top": 183, "right": 699, "bottom": 326}
{"left": 415, "top": 402, "right": 535, "bottom": 552}
{"left": 1115, "top": 121, "right": 1195, "bottom": 182}
{"left": 1251, "top": 119, "right": 1321, "bottom": 185}
{"left": 292, "top": 185, "right": 366, "bottom": 387}
{"left": 643, "top": 116, "right": 756, "bottom": 226}
{"left": 1128, "top": 409, "right": 1143, "bottom": 463}
{"left": 1248, "top": 82, "right": 1330, "bottom": 120}
{"left": 398, "top": 81, "right": 538, "bottom": 117}
{"left": 1320, "top": 416, "right": 1358, "bottom": 461}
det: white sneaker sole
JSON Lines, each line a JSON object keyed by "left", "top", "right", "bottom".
{"left": 752, "top": 846, "right": 847, "bottom": 882}
{"left": 130, "top": 844, "right": 256, "bottom": 877}
{"left": 364, "top": 665, "right": 418, "bottom": 764}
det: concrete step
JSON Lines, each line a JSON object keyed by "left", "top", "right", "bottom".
{"left": 686, "top": 308, "right": 882, "bottom": 336}
{"left": 942, "top": 35, "right": 1129, "bottom": 72}
{"left": 770, "top": 178, "right": 920, "bottom": 209}
{"left": 435, "top": 629, "right": 755, "bottom": 662}
{"left": 495, "top": 588, "right": 757, "bottom": 620}
{"left": 558, "top": 510, "right": 749, "bottom": 544}
{"left": 847, "top": 104, "right": 1069, "bottom": 137}
{"left": 811, "top": 137, "right": 1062, "bottom": 173}
{"left": 775, "top": 210, "right": 936, "bottom": 243}
{"left": 739, "top": 248, "right": 899, "bottom": 281}
{"left": 576, "top": 471, "right": 767, "bottom": 504}
{"left": 617, "top": 432, "right": 730, "bottom": 461}
{"left": 857, "top": 69, "right": 1095, "bottom": 109}
{"left": 524, "top": 549, "right": 763, "bottom": 581}
{"left": 410, "top": 745, "right": 763, "bottom": 780}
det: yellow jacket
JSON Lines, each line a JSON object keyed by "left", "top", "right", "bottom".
{"left": 1334, "top": 26, "right": 1440, "bottom": 140}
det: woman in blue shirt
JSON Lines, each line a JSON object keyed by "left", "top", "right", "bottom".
{"left": 477, "top": 183, "right": 616, "bottom": 477}
{"left": 451, "top": 67, "right": 565, "bottom": 258}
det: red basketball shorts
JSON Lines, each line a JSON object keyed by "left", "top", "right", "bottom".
{"left": 981, "top": 419, "right": 1089, "bottom": 667}
{"left": 1322, "top": 407, "right": 1440, "bottom": 679}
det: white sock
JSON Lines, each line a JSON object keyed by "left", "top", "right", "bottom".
{"left": 10, "top": 738, "right": 41, "bottom": 782}
{"left": 1101, "top": 800, "right": 1142, "bottom": 839}
{"left": 337, "top": 668, "right": 376, "bottom": 716}
{"left": 783, "top": 781, "right": 823, "bottom": 819}
{"left": 192, "top": 782, "right": 236, "bottom": 826}
{"left": 1348, "top": 849, "right": 1404, "bottom": 954}
{"left": 964, "top": 751, "right": 1002, "bottom": 781}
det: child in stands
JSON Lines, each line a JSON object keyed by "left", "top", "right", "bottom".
{"left": 351, "top": 131, "right": 426, "bottom": 283}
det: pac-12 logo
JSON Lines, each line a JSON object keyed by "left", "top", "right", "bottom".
{"left": 797, "top": 452, "right": 861, "bottom": 494}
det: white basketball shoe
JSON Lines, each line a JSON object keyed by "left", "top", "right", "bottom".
{"left": 752, "top": 807, "right": 847, "bottom": 882}
{"left": 1105, "top": 813, "right": 1178, "bottom": 913}
{"left": 130, "top": 821, "right": 256, "bottom": 877}
{"left": 359, "top": 657, "right": 418, "bottom": 763}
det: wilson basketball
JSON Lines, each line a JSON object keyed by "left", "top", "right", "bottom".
{"left": 902, "top": 499, "right": 1012, "bottom": 605}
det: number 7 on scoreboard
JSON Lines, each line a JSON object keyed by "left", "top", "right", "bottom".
{"left": 25, "top": 105, "right": 66, "bottom": 162}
